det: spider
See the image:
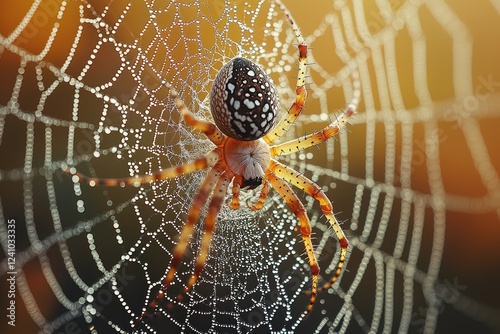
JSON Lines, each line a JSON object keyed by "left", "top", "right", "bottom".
{"left": 65, "top": 0, "right": 360, "bottom": 327}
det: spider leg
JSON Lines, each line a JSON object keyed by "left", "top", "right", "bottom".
{"left": 269, "top": 160, "right": 348, "bottom": 293}
{"left": 176, "top": 171, "right": 232, "bottom": 302}
{"left": 227, "top": 175, "right": 243, "bottom": 210}
{"left": 270, "top": 72, "right": 361, "bottom": 157}
{"left": 263, "top": 0, "right": 308, "bottom": 145}
{"left": 247, "top": 179, "right": 270, "bottom": 211}
{"left": 270, "top": 106, "right": 354, "bottom": 157}
{"left": 65, "top": 149, "right": 220, "bottom": 187}
{"left": 265, "top": 169, "right": 319, "bottom": 313}
{"left": 169, "top": 87, "right": 226, "bottom": 146}
{"left": 133, "top": 163, "right": 224, "bottom": 326}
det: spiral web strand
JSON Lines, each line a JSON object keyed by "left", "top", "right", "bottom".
{"left": 1, "top": 0, "right": 500, "bottom": 333}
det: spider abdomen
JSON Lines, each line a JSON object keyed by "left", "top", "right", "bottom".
{"left": 210, "top": 57, "right": 280, "bottom": 141}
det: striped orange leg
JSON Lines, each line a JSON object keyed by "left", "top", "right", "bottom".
{"left": 175, "top": 171, "right": 232, "bottom": 303}
{"left": 64, "top": 149, "right": 220, "bottom": 187}
{"left": 269, "top": 160, "right": 348, "bottom": 292}
{"left": 263, "top": 0, "right": 308, "bottom": 145}
{"left": 169, "top": 87, "right": 226, "bottom": 146}
{"left": 247, "top": 179, "right": 270, "bottom": 211}
{"left": 133, "top": 163, "right": 225, "bottom": 326}
{"left": 265, "top": 170, "right": 319, "bottom": 313}
{"left": 270, "top": 72, "right": 361, "bottom": 157}
{"left": 227, "top": 175, "right": 243, "bottom": 209}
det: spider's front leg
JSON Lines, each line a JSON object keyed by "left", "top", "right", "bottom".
{"left": 263, "top": 0, "right": 309, "bottom": 145}
{"left": 64, "top": 150, "right": 220, "bottom": 187}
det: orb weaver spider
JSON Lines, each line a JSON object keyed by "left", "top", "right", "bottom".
{"left": 65, "top": 0, "right": 361, "bottom": 327}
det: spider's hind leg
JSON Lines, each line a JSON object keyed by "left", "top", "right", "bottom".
{"left": 265, "top": 170, "right": 320, "bottom": 314}
{"left": 176, "top": 170, "right": 232, "bottom": 302}
{"left": 269, "top": 160, "right": 348, "bottom": 293}
{"left": 133, "top": 163, "right": 225, "bottom": 327}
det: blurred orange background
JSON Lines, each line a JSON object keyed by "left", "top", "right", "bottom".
{"left": 1, "top": 1, "right": 499, "bottom": 333}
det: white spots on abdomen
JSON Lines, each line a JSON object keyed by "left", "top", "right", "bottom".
{"left": 209, "top": 57, "right": 281, "bottom": 141}
{"left": 227, "top": 82, "right": 235, "bottom": 94}
{"left": 243, "top": 99, "right": 255, "bottom": 109}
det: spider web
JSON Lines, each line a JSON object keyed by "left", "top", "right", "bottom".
{"left": 1, "top": 0, "right": 500, "bottom": 333}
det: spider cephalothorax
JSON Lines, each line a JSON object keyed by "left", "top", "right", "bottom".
{"left": 65, "top": 0, "right": 361, "bottom": 328}
{"left": 224, "top": 137, "right": 271, "bottom": 189}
